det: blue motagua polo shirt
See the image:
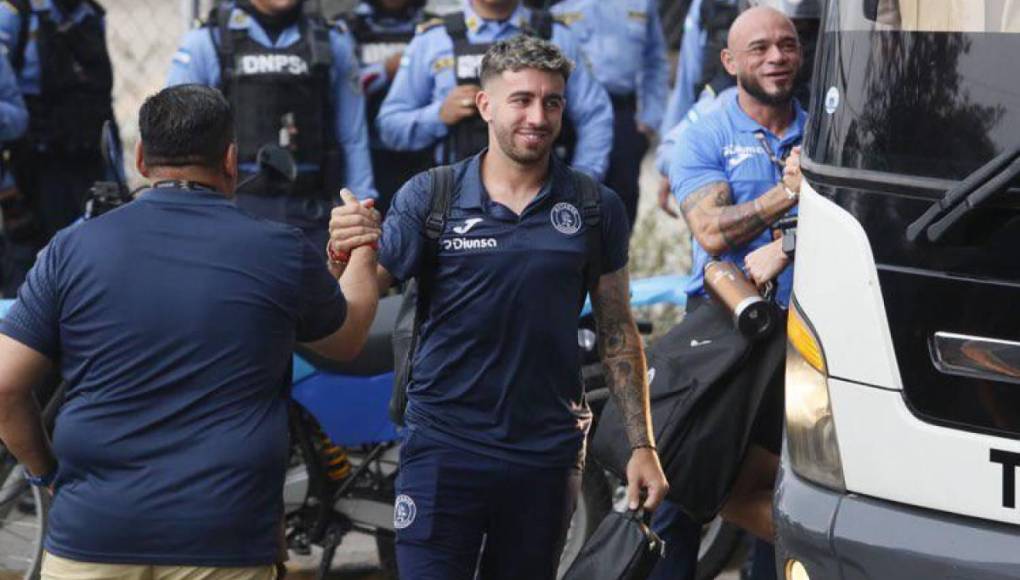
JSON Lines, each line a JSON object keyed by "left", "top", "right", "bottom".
{"left": 0, "top": 185, "right": 346, "bottom": 566}
{"left": 379, "top": 152, "right": 630, "bottom": 468}
{"left": 670, "top": 90, "right": 806, "bottom": 307}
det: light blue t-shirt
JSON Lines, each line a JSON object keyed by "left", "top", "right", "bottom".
{"left": 669, "top": 91, "right": 806, "bottom": 306}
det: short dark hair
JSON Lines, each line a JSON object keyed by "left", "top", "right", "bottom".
{"left": 139, "top": 84, "right": 235, "bottom": 168}
{"left": 479, "top": 35, "right": 574, "bottom": 87}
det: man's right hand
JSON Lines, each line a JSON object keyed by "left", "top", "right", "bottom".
{"left": 328, "top": 189, "right": 381, "bottom": 260}
{"left": 657, "top": 176, "right": 678, "bottom": 219}
{"left": 439, "top": 85, "right": 481, "bottom": 126}
{"left": 782, "top": 146, "right": 802, "bottom": 196}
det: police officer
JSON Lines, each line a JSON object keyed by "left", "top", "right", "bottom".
{"left": 376, "top": 0, "right": 614, "bottom": 180}
{"left": 341, "top": 0, "right": 434, "bottom": 215}
{"left": 550, "top": 0, "right": 669, "bottom": 227}
{"left": 168, "top": 0, "right": 377, "bottom": 255}
{"left": 651, "top": 7, "right": 807, "bottom": 580}
{"left": 0, "top": 50, "right": 29, "bottom": 298}
{"left": 0, "top": 0, "right": 117, "bottom": 292}
{"left": 331, "top": 36, "right": 667, "bottom": 579}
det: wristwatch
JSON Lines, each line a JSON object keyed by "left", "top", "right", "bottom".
{"left": 782, "top": 230, "right": 797, "bottom": 259}
{"left": 24, "top": 466, "right": 57, "bottom": 488}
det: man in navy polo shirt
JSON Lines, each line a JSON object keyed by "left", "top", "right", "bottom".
{"left": 330, "top": 35, "right": 668, "bottom": 580}
{"left": 0, "top": 84, "right": 381, "bottom": 578}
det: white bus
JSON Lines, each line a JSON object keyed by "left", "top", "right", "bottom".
{"left": 777, "top": 1, "right": 1020, "bottom": 578}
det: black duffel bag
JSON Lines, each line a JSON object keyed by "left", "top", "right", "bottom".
{"left": 561, "top": 509, "right": 664, "bottom": 580}
{"left": 592, "top": 299, "right": 786, "bottom": 523}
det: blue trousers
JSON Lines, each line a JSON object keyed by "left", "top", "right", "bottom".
{"left": 648, "top": 499, "right": 701, "bottom": 580}
{"left": 395, "top": 430, "right": 581, "bottom": 580}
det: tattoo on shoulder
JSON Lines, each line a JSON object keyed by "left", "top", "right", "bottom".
{"left": 679, "top": 181, "right": 731, "bottom": 218}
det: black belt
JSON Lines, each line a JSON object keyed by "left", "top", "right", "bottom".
{"left": 609, "top": 93, "right": 637, "bottom": 110}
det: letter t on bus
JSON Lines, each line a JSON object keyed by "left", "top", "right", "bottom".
{"left": 990, "top": 449, "right": 1020, "bottom": 508}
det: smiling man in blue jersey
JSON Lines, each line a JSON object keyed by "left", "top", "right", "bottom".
{"left": 330, "top": 35, "right": 668, "bottom": 579}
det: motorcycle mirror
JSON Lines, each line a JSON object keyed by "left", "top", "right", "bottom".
{"left": 256, "top": 145, "right": 298, "bottom": 184}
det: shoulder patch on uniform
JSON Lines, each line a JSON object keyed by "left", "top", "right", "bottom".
{"left": 627, "top": 10, "right": 648, "bottom": 22}
{"left": 172, "top": 49, "right": 191, "bottom": 65}
{"left": 432, "top": 56, "right": 453, "bottom": 74}
{"left": 228, "top": 7, "right": 250, "bottom": 29}
{"left": 416, "top": 17, "right": 443, "bottom": 34}
{"left": 553, "top": 12, "right": 583, "bottom": 26}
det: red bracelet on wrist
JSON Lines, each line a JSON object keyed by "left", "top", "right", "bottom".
{"left": 328, "top": 241, "right": 379, "bottom": 265}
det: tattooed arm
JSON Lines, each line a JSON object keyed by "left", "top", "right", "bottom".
{"left": 679, "top": 179, "right": 797, "bottom": 256}
{"left": 593, "top": 266, "right": 668, "bottom": 510}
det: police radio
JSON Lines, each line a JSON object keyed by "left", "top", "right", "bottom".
{"left": 84, "top": 120, "right": 131, "bottom": 219}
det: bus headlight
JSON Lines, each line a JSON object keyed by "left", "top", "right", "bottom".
{"left": 785, "top": 300, "right": 845, "bottom": 491}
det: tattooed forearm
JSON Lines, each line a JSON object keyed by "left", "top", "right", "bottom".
{"left": 592, "top": 267, "right": 654, "bottom": 449}
{"left": 679, "top": 180, "right": 795, "bottom": 255}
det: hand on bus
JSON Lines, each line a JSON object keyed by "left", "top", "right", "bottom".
{"left": 782, "top": 146, "right": 802, "bottom": 198}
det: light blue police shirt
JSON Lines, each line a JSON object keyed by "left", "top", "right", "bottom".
{"left": 655, "top": 85, "right": 736, "bottom": 177}
{"left": 375, "top": 0, "right": 614, "bottom": 180}
{"left": 166, "top": 3, "right": 378, "bottom": 200}
{"left": 551, "top": 0, "right": 669, "bottom": 130}
{"left": 670, "top": 91, "right": 805, "bottom": 307}
{"left": 659, "top": 0, "right": 705, "bottom": 135}
{"left": 0, "top": 0, "right": 98, "bottom": 96}
{"left": 0, "top": 48, "right": 26, "bottom": 140}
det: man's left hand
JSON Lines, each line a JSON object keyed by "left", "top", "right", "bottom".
{"left": 744, "top": 238, "right": 789, "bottom": 289}
{"left": 625, "top": 447, "right": 669, "bottom": 512}
{"left": 637, "top": 123, "right": 656, "bottom": 141}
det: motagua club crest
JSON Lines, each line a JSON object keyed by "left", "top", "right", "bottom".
{"left": 550, "top": 202, "right": 582, "bottom": 236}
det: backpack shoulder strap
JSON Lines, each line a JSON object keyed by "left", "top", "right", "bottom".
{"left": 571, "top": 169, "right": 602, "bottom": 294}
{"left": 442, "top": 11, "right": 467, "bottom": 42}
{"left": 8, "top": 0, "right": 31, "bottom": 74}
{"left": 425, "top": 165, "right": 454, "bottom": 243}
{"left": 413, "top": 164, "right": 455, "bottom": 356}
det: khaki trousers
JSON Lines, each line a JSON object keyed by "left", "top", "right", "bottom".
{"left": 41, "top": 552, "right": 277, "bottom": 580}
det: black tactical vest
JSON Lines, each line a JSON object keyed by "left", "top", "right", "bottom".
{"left": 442, "top": 10, "right": 559, "bottom": 164}
{"left": 344, "top": 11, "right": 417, "bottom": 137}
{"left": 212, "top": 4, "right": 337, "bottom": 193}
{"left": 11, "top": 0, "right": 114, "bottom": 152}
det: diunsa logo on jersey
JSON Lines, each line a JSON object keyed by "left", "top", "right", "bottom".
{"left": 550, "top": 202, "right": 582, "bottom": 236}
{"left": 238, "top": 54, "right": 310, "bottom": 76}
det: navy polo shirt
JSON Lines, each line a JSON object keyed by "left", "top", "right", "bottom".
{"left": 0, "top": 186, "right": 346, "bottom": 566}
{"left": 380, "top": 153, "right": 630, "bottom": 468}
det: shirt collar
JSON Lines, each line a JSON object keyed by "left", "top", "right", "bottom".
{"left": 725, "top": 90, "right": 808, "bottom": 141}
{"left": 461, "top": 0, "right": 529, "bottom": 34}
{"left": 458, "top": 150, "right": 565, "bottom": 212}
{"left": 140, "top": 185, "right": 236, "bottom": 207}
